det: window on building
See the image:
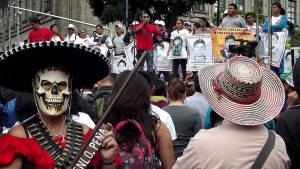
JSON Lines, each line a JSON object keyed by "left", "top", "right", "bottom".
{"left": 193, "top": 3, "right": 206, "bottom": 13}
{"left": 288, "top": 0, "right": 296, "bottom": 24}
{"left": 219, "top": 0, "right": 225, "bottom": 8}
{"left": 44, "top": 0, "right": 53, "bottom": 12}
{"left": 215, "top": 0, "right": 226, "bottom": 13}
{"left": 235, "top": 0, "right": 245, "bottom": 11}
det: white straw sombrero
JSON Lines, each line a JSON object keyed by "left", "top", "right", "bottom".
{"left": 199, "top": 56, "right": 285, "bottom": 126}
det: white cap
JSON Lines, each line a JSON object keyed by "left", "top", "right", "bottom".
{"left": 154, "top": 20, "right": 159, "bottom": 25}
{"left": 157, "top": 20, "right": 165, "bottom": 26}
{"left": 131, "top": 21, "right": 139, "bottom": 25}
{"left": 115, "top": 24, "right": 123, "bottom": 30}
{"left": 286, "top": 73, "right": 294, "bottom": 88}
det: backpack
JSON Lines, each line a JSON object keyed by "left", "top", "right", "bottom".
{"left": 81, "top": 87, "right": 112, "bottom": 123}
{"left": 82, "top": 93, "right": 98, "bottom": 123}
{"left": 115, "top": 120, "right": 160, "bottom": 169}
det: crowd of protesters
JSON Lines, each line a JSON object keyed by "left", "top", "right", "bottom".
{"left": 0, "top": 2, "right": 298, "bottom": 169}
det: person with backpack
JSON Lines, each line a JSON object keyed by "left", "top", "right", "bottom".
{"left": 90, "top": 24, "right": 113, "bottom": 49}
{"left": 105, "top": 71, "right": 175, "bottom": 169}
{"left": 82, "top": 73, "right": 116, "bottom": 123}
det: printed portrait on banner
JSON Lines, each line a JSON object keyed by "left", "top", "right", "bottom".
{"left": 186, "top": 34, "right": 213, "bottom": 71}
{"left": 168, "top": 35, "right": 188, "bottom": 59}
{"left": 112, "top": 55, "right": 129, "bottom": 74}
{"left": 154, "top": 42, "right": 172, "bottom": 71}
{"left": 124, "top": 43, "right": 147, "bottom": 70}
{"left": 259, "top": 31, "right": 288, "bottom": 67}
{"left": 210, "top": 28, "right": 254, "bottom": 62}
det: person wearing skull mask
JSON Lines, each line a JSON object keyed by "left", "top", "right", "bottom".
{"left": 0, "top": 41, "right": 120, "bottom": 168}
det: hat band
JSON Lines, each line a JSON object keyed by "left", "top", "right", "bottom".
{"left": 212, "top": 74, "right": 261, "bottom": 104}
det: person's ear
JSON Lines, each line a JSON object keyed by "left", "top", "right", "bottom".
{"left": 151, "top": 85, "right": 155, "bottom": 95}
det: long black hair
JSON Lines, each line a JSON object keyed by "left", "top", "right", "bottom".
{"left": 272, "top": 2, "right": 286, "bottom": 15}
{"left": 105, "top": 71, "right": 158, "bottom": 150}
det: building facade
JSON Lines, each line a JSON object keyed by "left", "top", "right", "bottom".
{"left": 1, "top": 0, "right": 298, "bottom": 52}
{"left": 0, "top": 0, "right": 104, "bottom": 52}
{"left": 183, "top": 0, "right": 299, "bottom": 27}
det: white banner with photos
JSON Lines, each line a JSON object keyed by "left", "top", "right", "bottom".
{"left": 154, "top": 42, "right": 172, "bottom": 71}
{"left": 186, "top": 34, "right": 213, "bottom": 71}
{"left": 112, "top": 54, "right": 130, "bottom": 74}
{"left": 259, "top": 31, "right": 288, "bottom": 67}
{"left": 124, "top": 43, "right": 147, "bottom": 71}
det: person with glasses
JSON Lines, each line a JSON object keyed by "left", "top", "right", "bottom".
{"left": 133, "top": 10, "right": 161, "bottom": 72}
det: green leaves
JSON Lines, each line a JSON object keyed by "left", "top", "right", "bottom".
{"left": 87, "top": 0, "right": 217, "bottom": 26}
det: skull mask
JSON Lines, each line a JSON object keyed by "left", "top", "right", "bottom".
{"left": 33, "top": 67, "right": 71, "bottom": 116}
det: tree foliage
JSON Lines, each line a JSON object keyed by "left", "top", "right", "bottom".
{"left": 87, "top": 0, "right": 217, "bottom": 30}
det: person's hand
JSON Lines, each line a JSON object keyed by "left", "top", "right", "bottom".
{"left": 100, "top": 123, "right": 118, "bottom": 163}
{"left": 287, "top": 91, "right": 300, "bottom": 109}
{"left": 184, "top": 74, "right": 193, "bottom": 85}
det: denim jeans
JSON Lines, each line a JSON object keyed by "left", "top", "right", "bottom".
{"left": 136, "top": 50, "right": 154, "bottom": 72}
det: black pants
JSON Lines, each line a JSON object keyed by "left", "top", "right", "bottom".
{"left": 157, "top": 71, "right": 170, "bottom": 82}
{"left": 173, "top": 59, "right": 187, "bottom": 80}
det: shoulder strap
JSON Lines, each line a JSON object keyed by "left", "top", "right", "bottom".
{"left": 115, "top": 120, "right": 144, "bottom": 135}
{"left": 251, "top": 131, "right": 276, "bottom": 169}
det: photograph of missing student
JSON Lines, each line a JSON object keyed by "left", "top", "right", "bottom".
{"left": 259, "top": 31, "right": 287, "bottom": 67}
{"left": 169, "top": 35, "right": 188, "bottom": 59}
{"left": 124, "top": 43, "right": 147, "bottom": 70}
{"left": 186, "top": 35, "right": 213, "bottom": 71}
{"left": 112, "top": 55, "right": 129, "bottom": 74}
{"left": 210, "top": 28, "right": 254, "bottom": 62}
{"left": 154, "top": 42, "right": 172, "bottom": 71}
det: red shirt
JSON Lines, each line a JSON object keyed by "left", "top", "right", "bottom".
{"left": 28, "top": 27, "right": 53, "bottom": 42}
{"left": 0, "top": 129, "right": 122, "bottom": 168}
{"left": 134, "top": 23, "right": 159, "bottom": 50}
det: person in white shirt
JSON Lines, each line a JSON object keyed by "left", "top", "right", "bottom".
{"left": 74, "top": 28, "right": 92, "bottom": 47}
{"left": 50, "top": 24, "right": 64, "bottom": 42}
{"left": 64, "top": 24, "right": 78, "bottom": 43}
{"left": 112, "top": 24, "right": 126, "bottom": 56}
{"left": 245, "top": 13, "right": 261, "bottom": 33}
{"left": 168, "top": 19, "right": 190, "bottom": 80}
{"left": 151, "top": 104, "right": 177, "bottom": 140}
{"left": 90, "top": 24, "right": 113, "bottom": 49}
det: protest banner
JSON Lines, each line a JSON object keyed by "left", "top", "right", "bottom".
{"left": 124, "top": 43, "right": 146, "bottom": 70}
{"left": 186, "top": 34, "right": 213, "bottom": 71}
{"left": 259, "top": 31, "right": 288, "bottom": 67}
{"left": 210, "top": 28, "right": 254, "bottom": 62}
{"left": 154, "top": 42, "right": 172, "bottom": 71}
{"left": 112, "top": 55, "right": 129, "bottom": 74}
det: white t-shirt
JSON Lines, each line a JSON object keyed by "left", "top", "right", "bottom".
{"left": 112, "top": 34, "right": 126, "bottom": 55}
{"left": 65, "top": 33, "right": 78, "bottom": 43}
{"left": 271, "top": 15, "right": 283, "bottom": 25}
{"left": 169, "top": 29, "right": 190, "bottom": 59}
{"left": 74, "top": 37, "right": 93, "bottom": 47}
{"left": 72, "top": 112, "right": 95, "bottom": 129}
{"left": 151, "top": 104, "right": 177, "bottom": 140}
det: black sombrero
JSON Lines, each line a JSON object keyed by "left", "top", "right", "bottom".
{"left": 0, "top": 41, "right": 111, "bottom": 93}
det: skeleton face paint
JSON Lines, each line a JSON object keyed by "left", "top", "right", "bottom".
{"left": 33, "top": 67, "right": 71, "bottom": 116}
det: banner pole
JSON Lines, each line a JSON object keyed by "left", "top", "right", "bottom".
{"left": 67, "top": 52, "right": 147, "bottom": 169}
{"left": 267, "top": 0, "right": 272, "bottom": 69}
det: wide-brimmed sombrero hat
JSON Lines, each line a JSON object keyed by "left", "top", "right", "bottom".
{"left": 0, "top": 41, "right": 111, "bottom": 93}
{"left": 199, "top": 56, "right": 285, "bottom": 126}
